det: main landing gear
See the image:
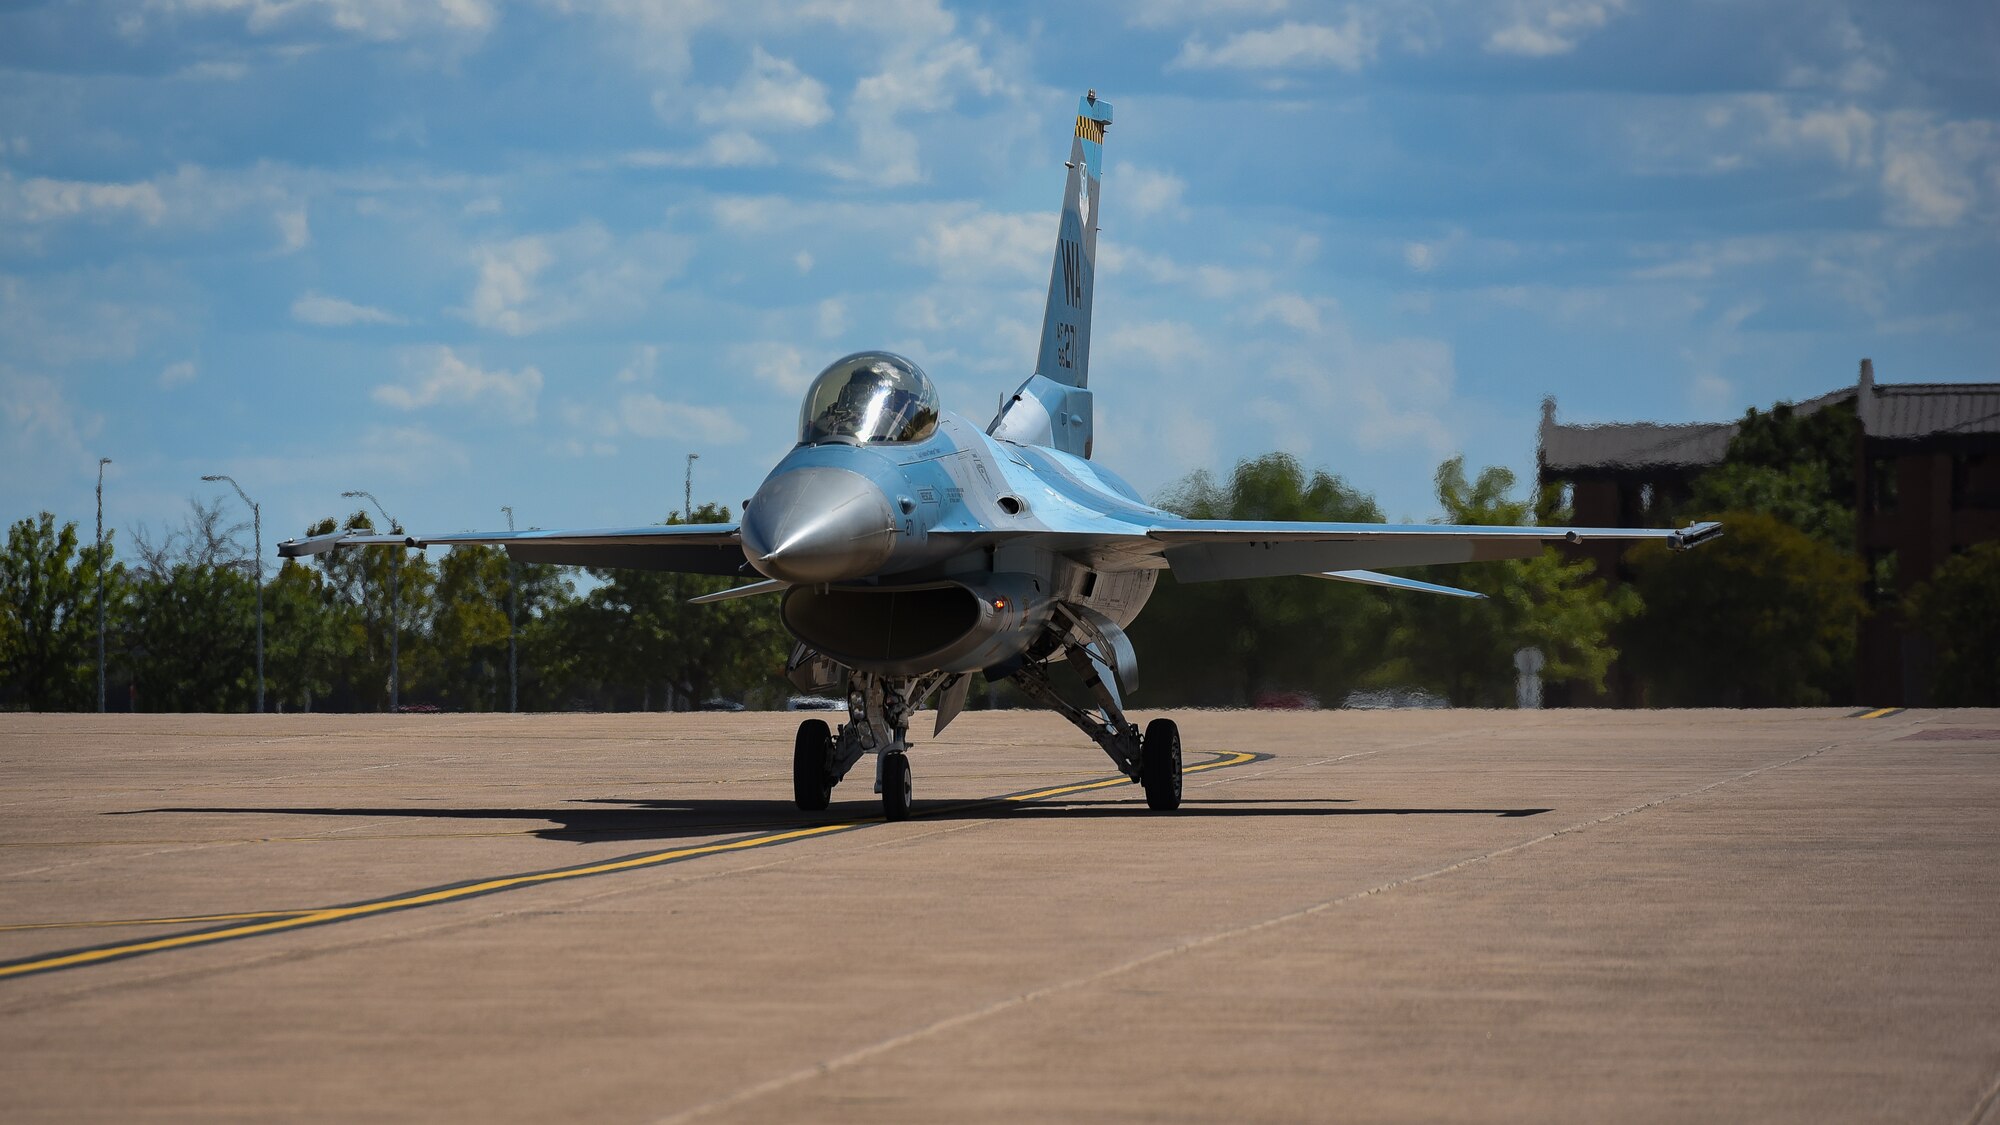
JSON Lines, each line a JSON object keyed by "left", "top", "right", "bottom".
{"left": 793, "top": 719, "right": 836, "bottom": 811}
{"left": 1009, "top": 606, "right": 1184, "bottom": 812}
{"left": 1140, "top": 717, "right": 1182, "bottom": 811}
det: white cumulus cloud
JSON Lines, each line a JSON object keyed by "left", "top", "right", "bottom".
{"left": 1175, "top": 16, "right": 1377, "bottom": 71}
{"left": 460, "top": 223, "right": 689, "bottom": 336}
{"left": 1484, "top": 0, "right": 1625, "bottom": 57}
{"left": 733, "top": 341, "right": 815, "bottom": 391}
{"left": 292, "top": 292, "right": 405, "bottom": 326}
{"left": 619, "top": 393, "right": 746, "bottom": 442}
{"left": 917, "top": 209, "right": 1051, "bottom": 282}
{"left": 1880, "top": 114, "right": 1996, "bottom": 228}
{"left": 695, "top": 48, "right": 832, "bottom": 130}
{"left": 372, "top": 345, "right": 542, "bottom": 423}
{"left": 274, "top": 205, "right": 311, "bottom": 252}
{"left": 8, "top": 175, "right": 168, "bottom": 224}
{"left": 621, "top": 134, "right": 777, "bottom": 169}
{"left": 1121, "top": 165, "right": 1189, "bottom": 219}
{"left": 149, "top": 0, "right": 497, "bottom": 41}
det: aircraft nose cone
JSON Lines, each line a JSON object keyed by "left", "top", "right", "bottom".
{"left": 742, "top": 467, "right": 897, "bottom": 584}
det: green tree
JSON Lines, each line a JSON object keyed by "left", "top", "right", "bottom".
{"left": 422, "top": 545, "right": 512, "bottom": 711}
{"left": 311, "top": 511, "right": 437, "bottom": 711}
{"left": 421, "top": 546, "right": 576, "bottom": 711}
{"left": 0, "top": 513, "right": 122, "bottom": 711}
{"left": 265, "top": 559, "right": 359, "bottom": 712}
{"left": 542, "top": 505, "right": 790, "bottom": 709}
{"left": 119, "top": 497, "right": 269, "bottom": 712}
{"left": 1904, "top": 543, "right": 2000, "bottom": 706}
{"left": 1376, "top": 458, "right": 1638, "bottom": 706}
{"left": 124, "top": 562, "right": 257, "bottom": 712}
{"left": 1681, "top": 400, "right": 1858, "bottom": 548}
{"left": 1688, "top": 460, "right": 1853, "bottom": 548}
{"left": 1623, "top": 511, "right": 1865, "bottom": 706}
{"left": 1131, "top": 454, "right": 1391, "bottom": 706}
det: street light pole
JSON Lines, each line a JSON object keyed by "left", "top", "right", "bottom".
{"left": 502, "top": 505, "right": 517, "bottom": 714}
{"left": 684, "top": 452, "right": 699, "bottom": 523}
{"left": 96, "top": 457, "right": 111, "bottom": 714}
{"left": 342, "top": 490, "right": 401, "bottom": 712}
{"left": 203, "top": 474, "right": 264, "bottom": 713}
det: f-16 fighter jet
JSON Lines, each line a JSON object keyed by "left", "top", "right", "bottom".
{"left": 282, "top": 92, "right": 1720, "bottom": 821}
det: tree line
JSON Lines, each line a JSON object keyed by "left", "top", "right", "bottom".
{"left": 4, "top": 422, "right": 1994, "bottom": 711}
{"left": 0, "top": 501, "right": 792, "bottom": 713}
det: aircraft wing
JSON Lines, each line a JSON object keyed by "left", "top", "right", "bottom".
{"left": 1140, "top": 519, "right": 1721, "bottom": 583}
{"left": 276, "top": 523, "right": 748, "bottom": 576}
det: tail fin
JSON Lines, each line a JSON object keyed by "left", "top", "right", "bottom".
{"left": 1036, "top": 91, "right": 1110, "bottom": 389}
{"left": 990, "top": 91, "right": 1110, "bottom": 459}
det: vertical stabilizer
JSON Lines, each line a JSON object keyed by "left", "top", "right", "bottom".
{"left": 1037, "top": 92, "right": 1110, "bottom": 389}
{"left": 991, "top": 91, "right": 1111, "bottom": 459}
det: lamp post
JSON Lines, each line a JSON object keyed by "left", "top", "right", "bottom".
{"left": 684, "top": 452, "right": 699, "bottom": 523}
{"left": 502, "top": 505, "right": 517, "bottom": 714}
{"left": 342, "top": 490, "right": 401, "bottom": 712}
{"left": 96, "top": 457, "right": 111, "bottom": 714}
{"left": 202, "top": 474, "right": 264, "bottom": 713}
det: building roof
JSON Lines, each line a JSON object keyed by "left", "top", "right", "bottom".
{"left": 1540, "top": 387, "right": 1850, "bottom": 474}
{"left": 1539, "top": 419, "right": 1736, "bottom": 473}
{"left": 1541, "top": 378, "right": 2000, "bottom": 474}
{"left": 1866, "top": 383, "right": 2000, "bottom": 441}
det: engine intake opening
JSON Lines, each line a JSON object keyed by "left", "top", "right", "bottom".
{"left": 783, "top": 583, "right": 980, "bottom": 666}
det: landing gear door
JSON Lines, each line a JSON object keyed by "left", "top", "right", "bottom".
{"left": 786, "top": 643, "right": 845, "bottom": 692}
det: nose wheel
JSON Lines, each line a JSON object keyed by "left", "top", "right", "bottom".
{"left": 881, "top": 753, "right": 913, "bottom": 821}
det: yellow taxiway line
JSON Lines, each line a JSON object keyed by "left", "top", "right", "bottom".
{"left": 0, "top": 750, "right": 1259, "bottom": 981}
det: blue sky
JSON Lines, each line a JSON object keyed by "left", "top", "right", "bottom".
{"left": 4, "top": 0, "right": 1996, "bottom": 545}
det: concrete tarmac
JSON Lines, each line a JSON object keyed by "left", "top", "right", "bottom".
{"left": 1, "top": 708, "right": 1996, "bottom": 1122}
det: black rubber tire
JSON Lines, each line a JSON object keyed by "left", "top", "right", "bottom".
{"left": 1140, "top": 718, "right": 1183, "bottom": 811}
{"left": 882, "top": 753, "right": 913, "bottom": 822}
{"left": 793, "top": 720, "right": 834, "bottom": 811}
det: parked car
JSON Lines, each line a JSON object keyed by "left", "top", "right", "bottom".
{"left": 1340, "top": 688, "right": 1451, "bottom": 710}
{"left": 786, "top": 695, "right": 847, "bottom": 711}
{"left": 698, "top": 698, "right": 746, "bottom": 712}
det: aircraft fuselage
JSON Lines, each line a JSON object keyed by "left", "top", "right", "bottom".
{"left": 742, "top": 411, "right": 1160, "bottom": 677}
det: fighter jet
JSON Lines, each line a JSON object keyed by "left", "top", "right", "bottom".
{"left": 281, "top": 91, "right": 1720, "bottom": 821}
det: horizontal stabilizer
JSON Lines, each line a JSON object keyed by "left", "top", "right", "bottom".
{"left": 1313, "top": 570, "right": 1485, "bottom": 599}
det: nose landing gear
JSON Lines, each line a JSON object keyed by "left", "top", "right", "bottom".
{"left": 881, "top": 752, "right": 913, "bottom": 821}
{"left": 792, "top": 671, "right": 948, "bottom": 821}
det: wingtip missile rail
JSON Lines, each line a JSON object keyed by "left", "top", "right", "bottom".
{"left": 1667, "top": 521, "right": 1724, "bottom": 552}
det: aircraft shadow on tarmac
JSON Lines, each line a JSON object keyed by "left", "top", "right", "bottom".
{"left": 115, "top": 797, "right": 1551, "bottom": 845}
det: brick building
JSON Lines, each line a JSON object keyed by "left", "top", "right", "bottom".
{"left": 1537, "top": 360, "right": 2000, "bottom": 706}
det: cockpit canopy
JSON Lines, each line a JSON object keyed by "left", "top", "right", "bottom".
{"left": 798, "top": 351, "right": 940, "bottom": 445}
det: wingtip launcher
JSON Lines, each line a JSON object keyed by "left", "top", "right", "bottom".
{"left": 275, "top": 529, "right": 417, "bottom": 558}
{"left": 1666, "top": 521, "right": 1724, "bottom": 552}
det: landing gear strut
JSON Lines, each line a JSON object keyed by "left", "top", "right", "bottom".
{"left": 790, "top": 671, "right": 952, "bottom": 820}
{"left": 1009, "top": 613, "right": 1183, "bottom": 811}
